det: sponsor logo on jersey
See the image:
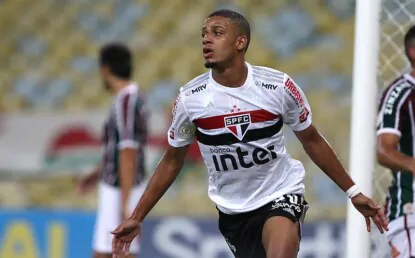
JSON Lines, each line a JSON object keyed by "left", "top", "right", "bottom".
{"left": 210, "top": 148, "right": 231, "bottom": 153}
{"left": 284, "top": 78, "right": 304, "bottom": 107}
{"left": 172, "top": 95, "right": 181, "bottom": 122}
{"left": 212, "top": 144, "right": 277, "bottom": 171}
{"left": 299, "top": 107, "right": 310, "bottom": 123}
{"left": 383, "top": 81, "right": 411, "bottom": 115}
{"left": 224, "top": 114, "right": 251, "bottom": 140}
{"left": 192, "top": 84, "right": 207, "bottom": 94}
{"left": 261, "top": 82, "right": 278, "bottom": 90}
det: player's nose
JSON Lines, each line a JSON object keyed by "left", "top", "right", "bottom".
{"left": 202, "top": 34, "right": 213, "bottom": 45}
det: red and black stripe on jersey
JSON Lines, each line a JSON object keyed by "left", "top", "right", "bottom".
{"left": 193, "top": 109, "right": 282, "bottom": 146}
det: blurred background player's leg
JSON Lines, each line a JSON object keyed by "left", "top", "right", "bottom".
{"left": 388, "top": 228, "right": 415, "bottom": 258}
{"left": 93, "top": 182, "right": 141, "bottom": 258}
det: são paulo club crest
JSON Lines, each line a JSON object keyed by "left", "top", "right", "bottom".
{"left": 224, "top": 113, "right": 251, "bottom": 140}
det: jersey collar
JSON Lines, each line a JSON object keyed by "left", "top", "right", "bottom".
{"left": 209, "top": 62, "right": 253, "bottom": 92}
{"left": 404, "top": 73, "right": 415, "bottom": 85}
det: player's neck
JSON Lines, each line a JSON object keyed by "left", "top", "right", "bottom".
{"left": 212, "top": 60, "right": 248, "bottom": 88}
{"left": 410, "top": 69, "right": 415, "bottom": 79}
{"left": 110, "top": 79, "right": 131, "bottom": 94}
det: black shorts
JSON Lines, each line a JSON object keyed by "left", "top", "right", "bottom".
{"left": 218, "top": 194, "right": 309, "bottom": 258}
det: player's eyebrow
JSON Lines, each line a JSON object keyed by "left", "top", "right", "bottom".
{"left": 202, "top": 23, "right": 226, "bottom": 32}
{"left": 211, "top": 24, "right": 225, "bottom": 30}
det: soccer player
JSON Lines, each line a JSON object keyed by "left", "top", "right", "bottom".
{"left": 76, "top": 43, "right": 148, "bottom": 258}
{"left": 112, "top": 10, "right": 388, "bottom": 258}
{"left": 377, "top": 25, "right": 415, "bottom": 258}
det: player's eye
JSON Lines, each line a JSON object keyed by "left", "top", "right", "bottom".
{"left": 214, "top": 31, "right": 223, "bottom": 36}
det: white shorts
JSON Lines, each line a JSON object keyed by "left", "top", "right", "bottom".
{"left": 389, "top": 228, "right": 415, "bottom": 258}
{"left": 92, "top": 182, "right": 146, "bottom": 254}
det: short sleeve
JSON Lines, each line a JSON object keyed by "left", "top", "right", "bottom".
{"left": 377, "top": 82, "right": 412, "bottom": 137}
{"left": 115, "top": 91, "right": 145, "bottom": 150}
{"left": 167, "top": 91, "right": 196, "bottom": 147}
{"left": 281, "top": 74, "right": 312, "bottom": 131}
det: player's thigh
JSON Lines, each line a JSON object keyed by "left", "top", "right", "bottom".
{"left": 262, "top": 216, "right": 299, "bottom": 258}
{"left": 127, "top": 184, "right": 145, "bottom": 253}
{"left": 261, "top": 194, "right": 308, "bottom": 258}
{"left": 93, "top": 183, "right": 141, "bottom": 254}
{"left": 93, "top": 183, "right": 121, "bottom": 254}
{"left": 390, "top": 228, "right": 415, "bottom": 258}
{"left": 218, "top": 209, "right": 266, "bottom": 258}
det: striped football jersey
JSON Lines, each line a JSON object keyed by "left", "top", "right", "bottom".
{"left": 100, "top": 83, "right": 148, "bottom": 187}
{"left": 378, "top": 73, "right": 415, "bottom": 224}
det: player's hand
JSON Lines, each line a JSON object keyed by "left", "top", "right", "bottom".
{"left": 351, "top": 193, "right": 389, "bottom": 234}
{"left": 111, "top": 218, "right": 141, "bottom": 258}
{"left": 76, "top": 171, "right": 99, "bottom": 194}
{"left": 390, "top": 242, "right": 400, "bottom": 258}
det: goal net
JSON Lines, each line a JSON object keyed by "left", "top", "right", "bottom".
{"left": 372, "top": 0, "right": 415, "bottom": 257}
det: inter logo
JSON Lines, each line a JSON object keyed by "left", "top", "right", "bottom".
{"left": 224, "top": 114, "right": 251, "bottom": 140}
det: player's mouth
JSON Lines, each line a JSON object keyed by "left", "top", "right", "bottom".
{"left": 203, "top": 47, "right": 214, "bottom": 58}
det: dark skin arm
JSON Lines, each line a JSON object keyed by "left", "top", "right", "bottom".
{"left": 377, "top": 133, "right": 415, "bottom": 173}
{"left": 130, "top": 145, "right": 189, "bottom": 222}
{"left": 295, "top": 124, "right": 388, "bottom": 233}
{"left": 111, "top": 145, "right": 189, "bottom": 257}
{"left": 294, "top": 124, "right": 355, "bottom": 192}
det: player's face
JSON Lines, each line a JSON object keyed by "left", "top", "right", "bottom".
{"left": 99, "top": 66, "right": 111, "bottom": 91}
{"left": 202, "top": 16, "right": 241, "bottom": 68}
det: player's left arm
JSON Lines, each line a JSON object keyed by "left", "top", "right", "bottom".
{"left": 116, "top": 92, "right": 148, "bottom": 219}
{"left": 294, "top": 125, "right": 355, "bottom": 192}
{"left": 281, "top": 74, "right": 388, "bottom": 233}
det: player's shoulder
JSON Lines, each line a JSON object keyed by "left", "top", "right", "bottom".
{"left": 251, "top": 65, "right": 286, "bottom": 79}
{"left": 380, "top": 74, "right": 415, "bottom": 100}
{"left": 115, "top": 83, "right": 141, "bottom": 103}
{"left": 180, "top": 72, "right": 210, "bottom": 94}
{"left": 251, "top": 65, "right": 298, "bottom": 91}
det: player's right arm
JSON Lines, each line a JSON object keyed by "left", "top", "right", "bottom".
{"left": 130, "top": 91, "right": 195, "bottom": 222}
{"left": 377, "top": 134, "right": 415, "bottom": 173}
{"left": 112, "top": 91, "right": 196, "bottom": 257}
{"left": 376, "top": 84, "right": 415, "bottom": 173}
{"left": 130, "top": 145, "right": 189, "bottom": 221}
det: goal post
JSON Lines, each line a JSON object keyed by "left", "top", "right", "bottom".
{"left": 346, "top": 0, "right": 381, "bottom": 258}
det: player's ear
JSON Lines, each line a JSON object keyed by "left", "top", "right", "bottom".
{"left": 236, "top": 35, "right": 248, "bottom": 52}
{"left": 409, "top": 47, "right": 415, "bottom": 63}
{"left": 100, "top": 65, "right": 111, "bottom": 77}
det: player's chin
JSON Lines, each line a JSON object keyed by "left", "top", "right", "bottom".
{"left": 204, "top": 60, "right": 216, "bottom": 68}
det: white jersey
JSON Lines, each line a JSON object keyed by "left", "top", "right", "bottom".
{"left": 168, "top": 63, "right": 312, "bottom": 214}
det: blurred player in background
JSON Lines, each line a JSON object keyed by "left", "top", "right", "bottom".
{"left": 377, "top": 25, "right": 415, "bottom": 258}
{"left": 77, "top": 43, "right": 148, "bottom": 258}
{"left": 111, "top": 9, "right": 388, "bottom": 258}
